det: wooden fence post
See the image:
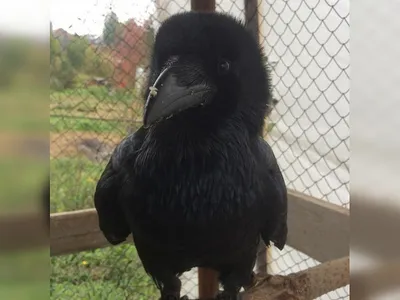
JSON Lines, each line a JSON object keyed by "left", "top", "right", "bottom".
{"left": 191, "top": 0, "right": 216, "bottom": 12}
{"left": 189, "top": 0, "right": 220, "bottom": 296}
{"left": 244, "top": 0, "right": 260, "bottom": 42}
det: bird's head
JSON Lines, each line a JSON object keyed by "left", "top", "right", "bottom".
{"left": 143, "top": 12, "right": 271, "bottom": 134}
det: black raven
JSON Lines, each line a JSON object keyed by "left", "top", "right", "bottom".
{"left": 94, "top": 11, "right": 287, "bottom": 300}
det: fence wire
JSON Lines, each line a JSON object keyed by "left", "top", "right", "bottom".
{"left": 50, "top": 0, "right": 349, "bottom": 299}
{"left": 258, "top": 2, "right": 349, "bottom": 299}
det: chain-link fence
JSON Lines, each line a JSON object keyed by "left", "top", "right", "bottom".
{"left": 257, "top": 1, "right": 349, "bottom": 299}
{"left": 50, "top": 0, "right": 349, "bottom": 299}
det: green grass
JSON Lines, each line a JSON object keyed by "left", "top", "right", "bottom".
{"left": 50, "top": 86, "right": 143, "bottom": 134}
{"left": 51, "top": 86, "right": 137, "bottom": 105}
{"left": 50, "top": 116, "right": 139, "bottom": 135}
{"left": 51, "top": 245, "right": 158, "bottom": 300}
{"left": 50, "top": 157, "right": 103, "bottom": 213}
{"left": 50, "top": 157, "right": 158, "bottom": 299}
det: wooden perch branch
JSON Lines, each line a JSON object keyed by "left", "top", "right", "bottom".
{"left": 50, "top": 190, "right": 349, "bottom": 260}
{"left": 240, "top": 256, "right": 349, "bottom": 300}
{"left": 187, "top": 257, "right": 348, "bottom": 300}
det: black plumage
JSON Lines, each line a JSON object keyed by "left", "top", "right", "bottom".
{"left": 94, "top": 11, "right": 287, "bottom": 300}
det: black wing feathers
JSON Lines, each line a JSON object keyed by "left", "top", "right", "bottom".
{"left": 257, "top": 137, "right": 288, "bottom": 250}
{"left": 94, "top": 160, "right": 130, "bottom": 245}
{"left": 94, "top": 127, "right": 146, "bottom": 245}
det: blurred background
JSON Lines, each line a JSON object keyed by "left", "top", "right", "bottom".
{"left": 0, "top": 0, "right": 49, "bottom": 299}
{"left": 0, "top": 0, "right": 398, "bottom": 299}
{"left": 351, "top": 0, "right": 400, "bottom": 298}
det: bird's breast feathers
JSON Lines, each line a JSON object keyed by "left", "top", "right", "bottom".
{"left": 128, "top": 142, "right": 262, "bottom": 223}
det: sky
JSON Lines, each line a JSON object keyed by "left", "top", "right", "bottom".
{"left": 0, "top": 0, "right": 155, "bottom": 38}
{"left": 50, "top": 0, "right": 156, "bottom": 36}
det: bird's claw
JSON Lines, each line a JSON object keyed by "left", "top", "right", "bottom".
{"left": 243, "top": 271, "right": 259, "bottom": 290}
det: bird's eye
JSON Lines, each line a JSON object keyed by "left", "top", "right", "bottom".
{"left": 218, "top": 59, "right": 231, "bottom": 75}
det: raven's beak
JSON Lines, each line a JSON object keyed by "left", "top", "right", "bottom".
{"left": 143, "top": 65, "right": 215, "bottom": 127}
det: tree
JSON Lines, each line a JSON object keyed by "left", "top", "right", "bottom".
{"left": 50, "top": 34, "right": 61, "bottom": 63}
{"left": 139, "top": 22, "right": 155, "bottom": 68}
{"left": 84, "top": 46, "right": 113, "bottom": 78}
{"left": 50, "top": 31, "right": 75, "bottom": 90}
{"left": 103, "top": 11, "right": 119, "bottom": 46}
{"left": 66, "top": 36, "right": 89, "bottom": 70}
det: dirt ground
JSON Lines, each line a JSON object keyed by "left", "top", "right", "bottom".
{"left": 50, "top": 97, "right": 143, "bottom": 121}
{"left": 50, "top": 131, "right": 124, "bottom": 158}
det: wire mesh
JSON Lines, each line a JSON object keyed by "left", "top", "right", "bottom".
{"left": 50, "top": 0, "right": 349, "bottom": 299}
